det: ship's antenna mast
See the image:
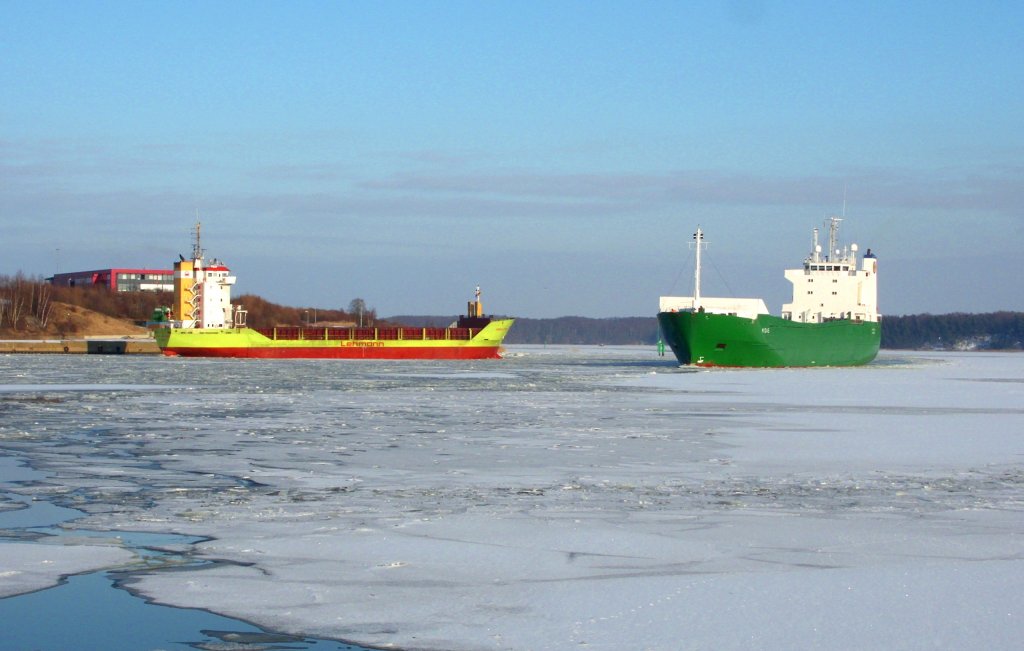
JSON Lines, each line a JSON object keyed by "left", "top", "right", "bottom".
{"left": 192, "top": 221, "right": 203, "bottom": 261}
{"left": 827, "top": 217, "right": 841, "bottom": 262}
{"left": 692, "top": 227, "right": 705, "bottom": 310}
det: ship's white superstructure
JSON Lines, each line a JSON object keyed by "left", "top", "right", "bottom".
{"left": 659, "top": 219, "right": 879, "bottom": 324}
{"left": 173, "top": 222, "right": 238, "bottom": 329}
{"left": 781, "top": 217, "right": 879, "bottom": 323}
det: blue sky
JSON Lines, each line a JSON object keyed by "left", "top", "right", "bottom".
{"left": 2, "top": 1, "right": 1022, "bottom": 318}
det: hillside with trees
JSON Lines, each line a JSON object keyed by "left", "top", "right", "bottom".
{"left": 392, "top": 315, "right": 660, "bottom": 346}
{"left": 232, "top": 294, "right": 381, "bottom": 328}
{"left": 396, "top": 312, "right": 1023, "bottom": 349}
{"left": 0, "top": 275, "right": 382, "bottom": 336}
{"left": 880, "top": 312, "right": 1024, "bottom": 350}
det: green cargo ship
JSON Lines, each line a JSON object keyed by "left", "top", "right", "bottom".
{"left": 658, "top": 218, "right": 880, "bottom": 367}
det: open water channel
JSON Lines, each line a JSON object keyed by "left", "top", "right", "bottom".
{"left": 1, "top": 456, "right": 369, "bottom": 651}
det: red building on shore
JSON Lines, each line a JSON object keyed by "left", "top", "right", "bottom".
{"left": 49, "top": 268, "right": 174, "bottom": 292}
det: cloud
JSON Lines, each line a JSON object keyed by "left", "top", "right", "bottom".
{"left": 245, "top": 163, "right": 352, "bottom": 183}
{"left": 359, "top": 165, "right": 1024, "bottom": 216}
{"left": 3, "top": 136, "right": 1020, "bottom": 228}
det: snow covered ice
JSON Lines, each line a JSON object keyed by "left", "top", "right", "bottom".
{"left": 1, "top": 348, "right": 1022, "bottom": 650}
{"left": 0, "top": 541, "right": 134, "bottom": 599}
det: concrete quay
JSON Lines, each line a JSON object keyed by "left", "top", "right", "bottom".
{"left": 0, "top": 338, "right": 160, "bottom": 355}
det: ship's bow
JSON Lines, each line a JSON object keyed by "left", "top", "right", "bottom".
{"left": 657, "top": 312, "right": 694, "bottom": 365}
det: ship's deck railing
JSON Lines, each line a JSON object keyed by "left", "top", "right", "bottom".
{"left": 252, "top": 327, "right": 480, "bottom": 342}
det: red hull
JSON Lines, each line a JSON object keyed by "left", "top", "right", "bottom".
{"left": 163, "top": 346, "right": 503, "bottom": 360}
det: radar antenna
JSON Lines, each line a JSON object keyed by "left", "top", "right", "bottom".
{"left": 192, "top": 221, "right": 203, "bottom": 261}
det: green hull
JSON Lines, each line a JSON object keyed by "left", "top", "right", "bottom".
{"left": 657, "top": 311, "right": 880, "bottom": 367}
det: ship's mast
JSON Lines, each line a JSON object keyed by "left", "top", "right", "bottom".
{"left": 692, "top": 227, "right": 704, "bottom": 310}
{"left": 192, "top": 221, "right": 203, "bottom": 262}
{"left": 467, "top": 286, "right": 484, "bottom": 319}
{"left": 827, "top": 217, "right": 842, "bottom": 262}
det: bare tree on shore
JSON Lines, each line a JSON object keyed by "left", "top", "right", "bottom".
{"left": 0, "top": 273, "right": 54, "bottom": 331}
{"left": 32, "top": 281, "right": 53, "bottom": 328}
{"left": 1, "top": 273, "right": 28, "bottom": 329}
